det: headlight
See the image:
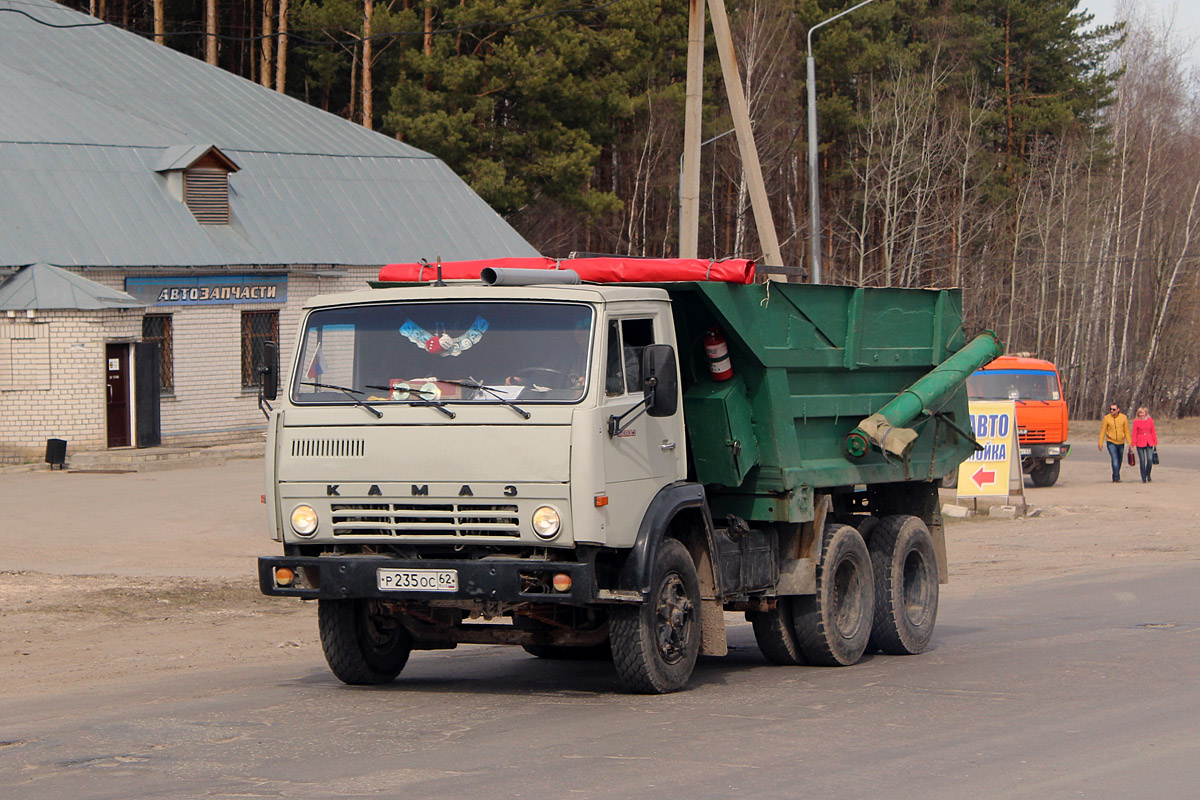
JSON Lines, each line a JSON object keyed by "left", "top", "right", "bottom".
{"left": 532, "top": 506, "right": 561, "bottom": 540}
{"left": 290, "top": 505, "right": 319, "bottom": 536}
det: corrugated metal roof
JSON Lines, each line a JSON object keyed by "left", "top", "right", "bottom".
{"left": 0, "top": 263, "right": 146, "bottom": 310}
{"left": 0, "top": 0, "right": 537, "bottom": 268}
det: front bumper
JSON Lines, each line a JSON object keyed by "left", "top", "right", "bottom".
{"left": 258, "top": 555, "right": 598, "bottom": 604}
{"left": 1019, "top": 442, "right": 1071, "bottom": 461}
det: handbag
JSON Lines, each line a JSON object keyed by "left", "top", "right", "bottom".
{"left": 1152, "top": 447, "right": 1159, "bottom": 465}
{"left": 1127, "top": 448, "right": 1135, "bottom": 466}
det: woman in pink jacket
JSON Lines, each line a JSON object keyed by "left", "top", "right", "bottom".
{"left": 1132, "top": 406, "right": 1159, "bottom": 483}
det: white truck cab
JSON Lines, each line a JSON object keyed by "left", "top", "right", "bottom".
{"left": 264, "top": 282, "right": 684, "bottom": 552}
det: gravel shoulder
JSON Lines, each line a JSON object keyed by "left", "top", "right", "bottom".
{"left": 3, "top": 421, "right": 1198, "bottom": 699}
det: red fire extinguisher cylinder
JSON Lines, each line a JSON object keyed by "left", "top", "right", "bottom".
{"left": 704, "top": 327, "right": 734, "bottom": 382}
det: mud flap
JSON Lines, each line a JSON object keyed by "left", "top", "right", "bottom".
{"left": 700, "top": 599, "right": 728, "bottom": 656}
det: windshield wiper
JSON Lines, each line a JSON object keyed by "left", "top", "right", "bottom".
{"left": 439, "top": 379, "right": 531, "bottom": 419}
{"left": 301, "top": 381, "right": 383, "bottom": 418}
{"left": 364, "top": 384, "right": 456, "bottom": 419}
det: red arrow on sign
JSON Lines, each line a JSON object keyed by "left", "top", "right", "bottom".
{"left": 971, "top": 466, "right": 997, "bottom": 488}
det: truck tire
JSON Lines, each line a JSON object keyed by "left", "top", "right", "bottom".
{"left": 1030, "top": 460, "right": 1060, "bottom": 487}
{"left": 318, "top": 598, "right": 413, "bottom": 685}
{"left": 748, "top": 598, "right": 805, "bottom": 665}
{"left": 868, "top": 515, "right": 938, "bottom": 655}
{"left": 791, "top": 524, "right": 874, "bottom": 666}
{"left": 610, "top": 538, "right": 701, "bottom": 693}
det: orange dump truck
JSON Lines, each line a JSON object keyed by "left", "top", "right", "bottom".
{"left": 965, "top": 355, "right": 1071, "bottom": 486}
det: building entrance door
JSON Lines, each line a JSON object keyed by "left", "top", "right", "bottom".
{"left": 106, "top": 343, "right": 131, "bottom": 448}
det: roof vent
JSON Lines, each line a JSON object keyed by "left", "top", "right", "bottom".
{"left": 184, "top": 168, "right": 230, "bottom": 224}
{"left": 156, "top": 145, "right": 240, "bottom": 226}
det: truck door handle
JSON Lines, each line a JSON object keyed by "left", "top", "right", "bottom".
{"left": 661, "top": 442, "right": 677, "bottom": 451}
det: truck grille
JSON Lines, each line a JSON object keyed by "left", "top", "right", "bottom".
{"left": 330, "top": 502, "right": 520, "bottom": 537}
{"left": 1020, "top": 428, "right": 1048, "bottom": 443}
{"left": 291, "top": 438, "right": 365, "bottom": 458}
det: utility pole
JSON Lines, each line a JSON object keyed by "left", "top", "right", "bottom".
{"left": 679, "top": 0, "right": 705, "bottom": 260}
{"left": 679, "top": 0, "right": 782, "bottom": 268}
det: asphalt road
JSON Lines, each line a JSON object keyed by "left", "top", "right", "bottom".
{"left": 3, "top": 562, "right": 1198, "bottom": 799}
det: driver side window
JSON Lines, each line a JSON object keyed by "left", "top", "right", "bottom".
{"left": 606, "top": 318, "right": 655, "bottom": 396}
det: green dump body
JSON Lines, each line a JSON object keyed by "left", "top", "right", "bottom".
{"left": 663, "top": 280, "right": 1001, "bottom": 524}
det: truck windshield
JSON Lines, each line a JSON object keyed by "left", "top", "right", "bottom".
{"left": 967, "top": 370, "right": 1060, "bottom": 402}
{"left": 291, "top": 301, "right": 592, "bottom": 405}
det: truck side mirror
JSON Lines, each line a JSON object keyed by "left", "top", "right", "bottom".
{"left": 259, "top": 341, "right": 279, "bottom": 401}
{"left": 642, "top": 344, "right": 678, "bottom": 417}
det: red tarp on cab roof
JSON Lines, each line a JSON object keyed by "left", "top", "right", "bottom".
{"left": 378, "top": 257, "right": 756, "bottom": 284}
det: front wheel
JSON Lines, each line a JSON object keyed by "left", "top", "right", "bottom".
{"left": 1029, "top": 460, "right": 1061, "bottom": 487}
{"left": 318, "top": 599, "right": 413, "bottom": 685}
{"left": 791, "top": 524, "right": 874, "bottom": 667}
{"left": 610, "top": 538, "right": 701, "bottom": 693}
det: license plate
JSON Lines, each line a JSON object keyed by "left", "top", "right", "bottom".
{"left": 1020, "top": 448, "right": 1031, "bottom": 456}
{"left": 377, "top": 568, "right": 458, "bottom": 592}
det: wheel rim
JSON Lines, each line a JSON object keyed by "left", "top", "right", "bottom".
{"left": 902, "top": 550, "right": 933, "bottom": 626}
{"left": 654, "top": 572, "right": 695, "bottom": 664}
{"left": 831, "top": 556, "right": 866, "bottom": 641}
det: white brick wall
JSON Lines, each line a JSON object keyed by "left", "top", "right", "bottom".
{"left": 0, "top": 307, "right": 141, "bottom": 455}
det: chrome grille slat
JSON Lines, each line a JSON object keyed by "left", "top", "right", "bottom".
{"left": 330, "top": 502, "right": 520, "bottom": 537}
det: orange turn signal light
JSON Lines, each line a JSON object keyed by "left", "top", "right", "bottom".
{"left": 274, "top": 567, "right": 295, "bottom": 586}
{"left": 552, "top": 573, "right": 572, "bottom": 593}
{"left": 594, "top": 495, "right": 609, "bottom": 507}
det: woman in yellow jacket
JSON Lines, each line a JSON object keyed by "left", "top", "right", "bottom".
{"left": 1098, "top": 403, "right": 1132, "bottom": 482}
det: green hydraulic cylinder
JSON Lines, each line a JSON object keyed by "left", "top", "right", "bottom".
{"left": 844, "top": 330, "right": 1004, "bottom": 460}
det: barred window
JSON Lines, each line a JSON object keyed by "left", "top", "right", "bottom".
{"left": 142, "top": 314, "right": 174, "bottom": 393}
{"left": 242, "top": 310, "right": 278, "bottom": 388}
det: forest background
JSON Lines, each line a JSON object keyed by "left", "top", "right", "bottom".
{"left": 61, "top": 0, "right": 1200, "bottom": 418}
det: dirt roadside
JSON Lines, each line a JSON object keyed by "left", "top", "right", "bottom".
{"left": 3, "top": 420, "right": 1198, "bottom": 699}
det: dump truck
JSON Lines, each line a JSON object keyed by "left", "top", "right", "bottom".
{"left": 966, "top": 355, "right": 1070, "bottom": 487}
{"left": 257, "top": 257, "right": 1002, "bottom": 693}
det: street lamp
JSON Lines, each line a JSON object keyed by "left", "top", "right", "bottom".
{"left": 807, "top": 0, "right": 875, "bottom": 284}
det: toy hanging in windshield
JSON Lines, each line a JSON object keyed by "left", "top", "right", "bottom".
{"left": 399, "top": 316, "right": 489, "bottom": 357}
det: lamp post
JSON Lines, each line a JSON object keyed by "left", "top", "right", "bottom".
{"left": 807, "top": 0, "right": 875, "bottom": 284}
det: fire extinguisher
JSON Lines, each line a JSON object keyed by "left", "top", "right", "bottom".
{"left": 704, "top": 327, "right": 734, "bottom": 382}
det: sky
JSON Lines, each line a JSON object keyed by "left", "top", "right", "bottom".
{"left": 1082, "top": 0, "right": 1200, "bottom": 71}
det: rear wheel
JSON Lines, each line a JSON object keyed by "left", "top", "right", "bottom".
{"left": 868, "top": 515, "right": 939, "bottom": 655}
{"left": 791, "top": 525, "right": 874, "bottom": 666}
{"left": 748, "top": 598, "right": 805, "bottom": 665}
{"left": 1030, "top": 460, "right": 1061, "bottom": 487}
{"left": 318, "top": 598, "right": 412, "bottom": 685}
{"left": 610, "top": 538, "right": 701, "bottom": 693}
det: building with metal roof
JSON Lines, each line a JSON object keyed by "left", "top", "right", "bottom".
{"left": 0, "top": 0, "right": 536, "bottom": 460}
{"left": 0, "top": 264, "right": 145, "bottom": 311}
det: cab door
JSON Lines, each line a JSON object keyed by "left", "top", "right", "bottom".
{"left": 601, "top": 313, "right": 685, "bottom": 516}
